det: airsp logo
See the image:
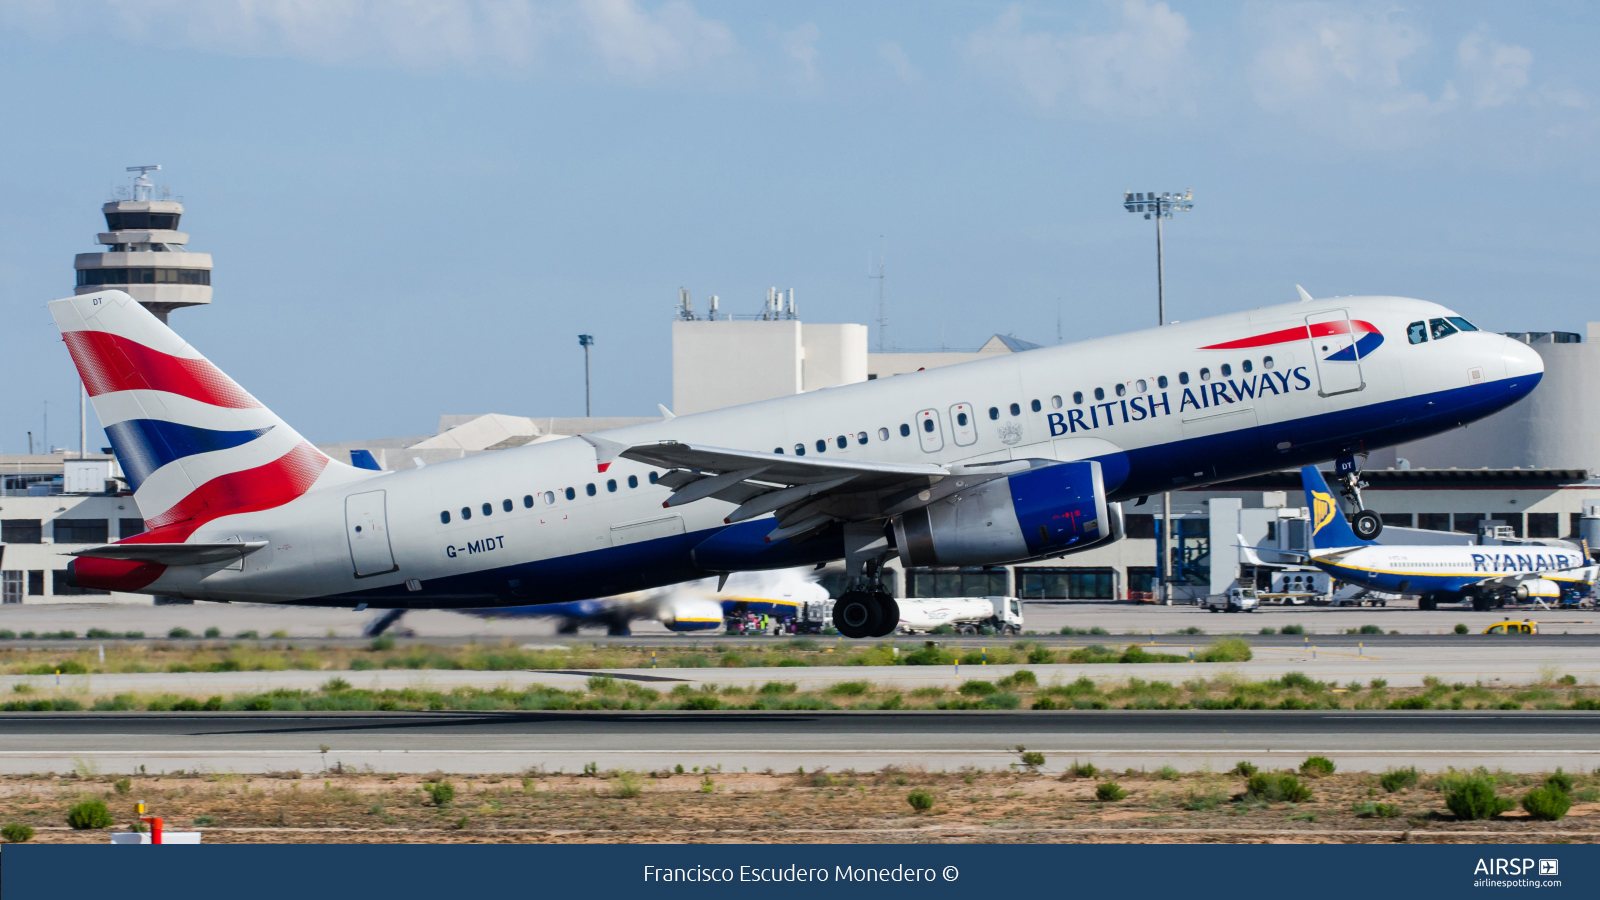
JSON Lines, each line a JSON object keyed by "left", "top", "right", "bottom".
{"left": 1540, "top": 859, "right": 1559, "bottom": 876}
{"left": 1473, "top": 858, "right": 1553, "bottom": 876}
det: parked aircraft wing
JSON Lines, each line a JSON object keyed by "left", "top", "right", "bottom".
{"left": 68, "top": 541, "right": 268, "bottom": 567}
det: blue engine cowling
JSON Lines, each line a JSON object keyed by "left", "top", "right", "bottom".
{"left": 891, "top": 459, "right": 1119, "bottom": 567}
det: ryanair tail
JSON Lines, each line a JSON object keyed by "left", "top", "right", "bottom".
{"left": 1299, "top": 465, "right": 1372, "bottom": 550}
{"left": 48, "top": 290, "right": 364, "bottom": 544}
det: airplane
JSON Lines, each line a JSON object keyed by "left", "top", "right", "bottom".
{"left": 55, "top": 288, "right": 1542, "bottom": 638}
{"left": 1294, "top": 465, "right": 1595, "bottom": 611}
{"left": 363, "top": 566, "right": 828, "bottom": 636}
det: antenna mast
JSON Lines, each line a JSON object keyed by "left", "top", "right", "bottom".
{"left": 870, "top": 237, "right": 886, "bottom": 351}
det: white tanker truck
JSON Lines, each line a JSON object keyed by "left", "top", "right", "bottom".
{"left": 896, "top": 596, "right": 1024, "bottom": 635}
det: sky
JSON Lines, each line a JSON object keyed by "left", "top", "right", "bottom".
{"left": 2, "top": 0, "right": 1598, "bottom": 452}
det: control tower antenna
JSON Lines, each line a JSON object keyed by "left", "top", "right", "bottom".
{"left": 870, "top": 236, "right": 886, "bottom": 351}
{"left": 126, "top": 165, "right": 161, "bottom": 201}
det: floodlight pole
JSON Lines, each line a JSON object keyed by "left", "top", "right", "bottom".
{"left": 1124, "top": 190, "right": 1193, "bottom": 606}
{"left": 578, "top": 334, "right": 595, "bottom": 417}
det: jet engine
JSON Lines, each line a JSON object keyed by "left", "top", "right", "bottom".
{"left": 1515, "top": 579, "right": 1560, "bottom": 602}
{"left": 891, "top": 460, "right": 1121, "bottom": 567}
{"left": 658, "top": 597, "right": 726, "bottom": 632}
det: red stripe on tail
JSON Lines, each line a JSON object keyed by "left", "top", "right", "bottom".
{"left": 62, "top": 330, "right": 261, "bottom": 409}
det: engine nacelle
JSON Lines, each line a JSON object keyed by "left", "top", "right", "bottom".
{"left": 658, "top": 597, "right": 725, "bottom": 632}
{"left": 1515, "top": 579, "right": 1560, "bottom": 601}
{"left": 892, "top": 460, "right": 1117, "bottom": 568}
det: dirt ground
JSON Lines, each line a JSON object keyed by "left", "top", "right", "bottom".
{"left": 2, "top": 764, "right": 1596, "bottom": 844}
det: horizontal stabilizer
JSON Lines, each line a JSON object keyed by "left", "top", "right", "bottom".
{"left": 69, "top": 541, "right": 268, "bottom": 567}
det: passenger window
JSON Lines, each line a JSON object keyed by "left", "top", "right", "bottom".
{"left": 1429, "top": 318, "right": 1458, "bottom": 340}
{"left": 628, "top": 475, "right": 638, "bottom": 488}
{"left": 1448, "top": 317, "right": 1479, "bottom": 332}
{"left": 1262, "top": 357, "right": 1274, "bottom": 370}
{"left": 607, "top": 479, "right": 617, "bottom": 492}
{"left": 1199, "top": 368, "right": 1211, "bottom": 381}
{"left": 1178, "top": 372, "right": 1189, "bottom": 384}
{"left": 461, "top": 507, "right": 472, "bottom": 520}
{"left": 1030, "top": 399, "right": 1041, "bottom": 412}
{"left": 816, "top": 439, "right": 826, "bottom": 453}
{"left": 774, "top": 447, "right": 784, "bottom": 454}
{"left": 1050, "top": 395, "right": 1062, "bottom": 409}
{"left": 795, "top": 444, "right": 806, "bottom": 455}
{"left": 586, "top": 483, "right": 596, "bottom": 496}
{"left": 1114, "top": 384, "right": 1126, "bottom": 397}
{"left": 899, "top": 424, "right": 911, "bottom": 437}
{"left": 1407, "top": 321, "right": 1428, "bottom": 344}
{"left": 878, "top": 427, "right": 890, "bottom": 441}
{"left": 440, "top": 511, "right": 450, "bottom": 524}
{"left": 482, "top": 503, "right": 492, "bottom": 516}
{"left": 1135, "top": 379, "right": 1147, "bottom": 393}
{"left": 1221, "top": 363, "right": 1231, "bottom": 377}
{"left": 956, "top": 412, "right": 968, "bottom": 426}
{"left": 502, "top": 499, "right": 513, "bottom": 512}
{"left": 523, "top": 495, "right": 533, "bottom": 508}
{"left": 543, "top": 491, "right": 555, "bottom": 504}
{"left": 922, "top": 419, "right": 935, "bottom": 433}
{"left": 1093, "top": 388, "right": 1104, "bottom": 402}
{"left": 837, "top": 435, "right": 848, "bottom": 449}
{"left": 1157, "top": 375, "right": 1168, "bottom": 388}
{"left": 648, "top": 472, "right": 658, "bottom": 484}
{"left": 1241, "top": 360, "right": 1252, "bottom": 373}
{"left": 1008, "top": 403, "right": 1020, "bottom": 416}
{"left": 564, "top": 487, "right": 575, "bottom": 500}
{"left": 857, "top": 432, "right": 868, "bottom": 444}
{"left": 988, "top": 407, "right": 999, "bottom": 420}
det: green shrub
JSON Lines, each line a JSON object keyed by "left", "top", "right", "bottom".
{"left": 1279, "top": 624, "right": 1305, "bottom": 635}
{"left": 113, "top": 778, "right": 131, "bottom": 795}
{"left": 321, "top": 677, "right": 351, "bottom": 693}
{"left": 1300, "top": 756, "right": 1336, "bottom": 777}
{"left": 424, "top": 781, "right": 455, "bottom": 806}
{"left": 1521, "top": 787, "right": 1572, "bottom": 821}
{"left": 0, "top": 630, "right": 14, "bottom": 640}
{"left": 1095, "top": 781, "right": 1127, "bottom": 802}
{"left": 907, "top": 789, "right": 935, "bottom": 812}
{"left": 1352, "top": 801, "right": 1401, "bottom": 818}
{"left": 2, "top": 823, "right": 34, "bottom": 842}
{"left": 86, "top": 628, "right": 116, "bottom": 639}
{"left": 235, "top": 630, "right": 259, "bottom": 640}
{"left": 1032, "top": 697, "right": 1056, "bottom": 710}
{"left": 998, "top": 669, "right": 1038, "bottom": 688}
{"left": 1388, "top": 696, "right": 1433, "bottom": 710}
{"left": 1245, "top": 772, "right": 1312, "bottom": 803}
{"left": 1233, "top": 761, "right": 1258, "bottom": 777}
{"left": 902, "top": 646, "right": 955, "bottom": 665}
{"left": 1278, "top": 672, "right": 1324, "bottom": 692}
{"left": 1445, "top": 777, "right": 1515, "bottom": 820}
{"left": 204, "top": 627, "right": 222, "bottom": 638}
{"left": 1067, "top": 760, "right": 1098, "bottom": 779}
{"left": 1182, "top": 786, "right": 1225, "bottom": 811}
{"left": 1379, "top": 767, "right": 1419, "bottom": 793}
{"left": 1155, "top": 765, "right": 1181, "bottom": 781}
{"left": 957, "top": 680, "right": 998, "bottom": 697}
{"left": 1026, "top": 646, "right": 1055, "bottom": 664}
{"left": 613, "top": 771, "right": 643, "bottom": 799}
{"left": 758, "top": 681, "right": 797, "bottom": 695}
{"left": 1196, "top": 639, "right": 1253, "bottom": 662}
{"left": 1545, "top": 769, "right": 1574, "bottom": 795}
{"left": 350, "top": 658, "right": 376, "bottom": 671}
{"left": 1453, "top": 623, "right": 1469, "bottom": 634}
{"left": 1358, "top": 624, "right": 1383, "bottom": 635}
{"left": 1018, "top": 750, "right": 1045, "bottom": 770}
{"left": 370, "top": 634, "right": 396, "bottom": 651}
{"left": 826, "top": 680, "right": 870, "bottom": 696}
{"left": 168, "top": 627, "right": 194, "bottom": 639}
{"left": 678, "top": 695, "right": 721, "bottom": 710}
{"left": 66, "top": 799, "right": 114, "bottom": 829}
{"left": 1259, "top": 627, "right": 1275, "bottom": 635}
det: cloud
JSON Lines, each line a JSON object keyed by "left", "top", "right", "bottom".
{"left": 779, "top": 22, "right": 820, "bottom": 87}
{"left": 1, "top": 0, "right": 737, "bottom": 80}
{"left": 962, "top": 1, "right": 1194, "bottom": 115}
{"left": 878, "top": 40, "right": 920, "bottom": 85}
{"left": 1455, "top": 26, "right": 1531, "bottom": 109}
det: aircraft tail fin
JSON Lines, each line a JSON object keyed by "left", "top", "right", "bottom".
{"left": 48, "top": 290, "right": 363, "bottom": 541}
{"left": 1300, "top": 465, "right": 1370, "bottom": 549}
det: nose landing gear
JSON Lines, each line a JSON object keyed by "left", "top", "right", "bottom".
{"left": 1336, "top": 454, "right": 1383, "bottom": 541}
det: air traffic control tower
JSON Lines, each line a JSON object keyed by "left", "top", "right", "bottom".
{"left": 73, "top": 165, "right": 212, "bottom": 322}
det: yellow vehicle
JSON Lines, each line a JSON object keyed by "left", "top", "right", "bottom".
{"left": 1482, "top": 620, "right": 1538, "bottom": 635}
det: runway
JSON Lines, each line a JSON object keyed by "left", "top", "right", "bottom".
{"left": 5, "top": 710, "right": 1595, "bottom": 775}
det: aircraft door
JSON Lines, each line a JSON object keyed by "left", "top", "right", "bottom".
{"left": 915, "top": 409, "right": 944, "bottom": 453}
{"left": 949, "top": 403, "right": 977, "bottom": 446}
{"left": 345, "top": 490, "right": 398, "bottom": 578}
{"left": 1305, "top": 310, "right": 1365, "bottom": 396}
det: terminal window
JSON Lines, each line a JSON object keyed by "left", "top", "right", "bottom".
{"left": 1528, "top": 513, "right": 1560, "bottom": 538}
{"left": 1417, "top": 513, "right": 1451, "bottom": 532}
{"left": 1126, "top": 567, "right": 1160, "bottom": 598}
{"left": 1018, "top": 567, "right": 1115, "bottom": 600}
{"left": 2, "top": 519, "right": 42, "bottom": 543}
{"left": 1123, "top": 514, "right": 1156, "bottom": 539}
{"left": 1453, "top": 513, "right": 1486, "bottom": 534}
{"left": 53, "top": 570, "right": 108, "bottom": 596}
{"left": 1, "top": 572, "right": 20, "bottom": 604}
{"left": 53, "top": 519, "right": 108, "bottom": 544}
{"left": 120, "top": 518, "right": 146, "bottom": 538}
{"left": 27, "top": 571, "right": 44, "bottom": 596}
{"left": 906, "top": 567, "right": 1008, "bottom": 598}
{"left": 1380, "top": 513, "right": 1413, "bottom": 527}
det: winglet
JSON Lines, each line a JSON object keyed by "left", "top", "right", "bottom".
{"left": 578, "top": 434, "right": 631, "bottom": 473}
{"left": 1295, "top": 284, "right": 1314, "bottom": 303}
{"left": 657, "top": 403, "right": 676, "bottom": 419}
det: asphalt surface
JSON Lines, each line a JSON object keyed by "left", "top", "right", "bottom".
{"left": 4, "top": 710, "right": 1595, "bottom": 775}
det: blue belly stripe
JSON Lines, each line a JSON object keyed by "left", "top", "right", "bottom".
{"left": 106, "top": 419, "right": 273, "bottom": 490}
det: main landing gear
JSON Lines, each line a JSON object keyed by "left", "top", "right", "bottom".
{"left": 1335, "top": 454, "right": 1383, "bottom": 541}
{"left": 835, "top": 521, "right": 900, "bottom": 639}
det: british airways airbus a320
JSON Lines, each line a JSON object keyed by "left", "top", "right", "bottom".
{"left": 55, "top": 289, "right": 1541, "bottom": 638}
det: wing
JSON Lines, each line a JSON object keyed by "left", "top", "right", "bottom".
{"left": 581, "top": 435, "right": 1033, "bottom": 541}
{"left": 69, "top": 541, "right": 268, "bottom": 567}
{"left": 1467, "top": 564, "right": 1599, "bottom": 590}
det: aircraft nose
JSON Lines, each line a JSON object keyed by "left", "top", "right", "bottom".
{"left": 1500, "top": 335, "right": 1544, "bottom": 381}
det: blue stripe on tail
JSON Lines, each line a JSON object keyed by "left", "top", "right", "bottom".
{"left": 106, "top": 420, "right": 273, "bottom": 490}
{"left": 1299, "top": 465, "right": 1372, "bottom": 549}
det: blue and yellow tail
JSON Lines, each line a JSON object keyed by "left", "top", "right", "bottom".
{"left": 1299, "top": 465, "right": 1372, "bottom": 549}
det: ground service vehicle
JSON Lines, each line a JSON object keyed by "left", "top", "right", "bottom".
{"left": 897, "top": 596, "right": 1024, "bottom": 634}
{"left": 1204, "top": 587, "right": 1260, "bottom": 613}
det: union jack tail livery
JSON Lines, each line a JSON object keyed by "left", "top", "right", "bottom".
{"left": 50, "top": 291, "right": 369, "bottom": 588}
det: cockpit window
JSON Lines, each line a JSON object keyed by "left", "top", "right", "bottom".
{"left": 1448, "top": 316, "right": 1479, "bottom": 332}
{"left": 1429, "top": 317, "right": 1459, "bottom": 340}
{"left": 1407, "top": 321, "right": 1428, "bottom": 344}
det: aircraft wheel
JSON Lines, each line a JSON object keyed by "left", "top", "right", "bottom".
{"left": 1351, "top": 510, "right": 1383, "bottom": 541}
{"left": 834, "top": 591, "right": 876, "bottom": 639}
{"left": 869, "top": 593, "right": 899, "bottom": 638}
{"left": 1419, "top": 595, "right": 1438, "bottom": 611}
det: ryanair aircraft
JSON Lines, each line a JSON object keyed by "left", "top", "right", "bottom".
{"left": 54, "top": 288, "right": 1541, "bottom": 637}
{"left": 1297, "top": 466, "right": 1595, "bottom": 610}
